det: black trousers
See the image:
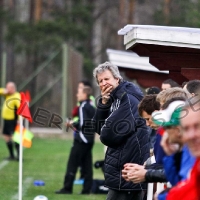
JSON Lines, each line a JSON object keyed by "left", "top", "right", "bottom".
{"left": 63, "top": 140, "right": 93, "bottom": 193}
{"left": 106, "top": 189, "right": 145, "bottom": 200}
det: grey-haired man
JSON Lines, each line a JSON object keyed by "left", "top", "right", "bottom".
{"left": 92, "top": 62, "right": 150, "bottom": 200}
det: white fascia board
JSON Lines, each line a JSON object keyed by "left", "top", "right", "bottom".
{"left": 118, "top": 25, "right": 200, "bottom": 50}
{"left": 106, "top": 49, "right": 168, "bottom": 74}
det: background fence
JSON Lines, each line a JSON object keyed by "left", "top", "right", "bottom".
{"left": 0, "top": 43, "right": 83, "bottom": 132}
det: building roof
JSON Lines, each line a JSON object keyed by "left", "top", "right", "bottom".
{"left": 118, "top": 24, "right": 200, "bottom": 50}
{"left": 118, "top": 25, "right": 200, "bottom": 83}
{"left": 106, "top": 48, "right": 168, "bottom": 73}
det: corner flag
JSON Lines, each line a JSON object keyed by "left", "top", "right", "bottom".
{"left": 17, "top": 92, "right": 32, "bottom": 122}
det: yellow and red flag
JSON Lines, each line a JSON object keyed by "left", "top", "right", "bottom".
{"left": 13, "top": 125, "right": 34, "bottom": 148}
{"left": 15, "top": 92, "right": 33, "bottom": 148}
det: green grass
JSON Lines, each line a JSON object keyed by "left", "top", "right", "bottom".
{"left": 0, "top": 137, "right": 106, "bottom": 200}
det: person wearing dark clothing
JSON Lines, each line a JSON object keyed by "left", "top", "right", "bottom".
{"left": 71, "top": 80, "right": 95, "bottom": 180}
{"left": 92, "top": 62, "right": 150, "bottom": 200}
{"left": 153, "top": 127, "right": 166, "bottom": 165}
{"left": 144, "top": 165, "right": 166, "bottom": 183}
{"left": 122, "top": 95, "right": 167, "bottom": 186}
{"left": 137, "top": 94, "right": 166, "bottom": 164}
{"left": 55, "top": 86, "right": 96, "bottom": 194}
{"left": 147, "top": 127, "right": 157, "bottom": 150}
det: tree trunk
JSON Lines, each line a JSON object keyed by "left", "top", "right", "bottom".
{"left": 128, "top": 0, "right": 135, "bottom": 24}
{"left": 34, "top": 0, "right": 42, "bottom": 22}
{"left": 164, "top": 0, "right": 171, "bottom": 24}
{"left": 0, "top": 0, "right": 4, "bottom": 71}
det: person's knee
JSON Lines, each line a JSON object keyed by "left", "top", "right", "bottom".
{"left": 3, "top": 135, "right": 12, "bottom": 142}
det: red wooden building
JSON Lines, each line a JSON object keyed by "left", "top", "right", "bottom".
{"left": 118, "top": 25, "right": 200, "bottom": 87}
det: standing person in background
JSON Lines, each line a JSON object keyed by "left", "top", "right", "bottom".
{"left": 55, "top": 85, "right": 96, "bottom": 195}
{"left": 92, "top": 61, "right": 150, "bottom": 200}
{"left": 161, "top": 79, "right": 180, "bottom": 90}
{"left": 0, "top": 82, "right": 20, "bottom": 160}
{"left": 71, "top": 80, "right": 95, "bottom": 181}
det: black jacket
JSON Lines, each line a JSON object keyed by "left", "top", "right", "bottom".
{"left": 93, "top": 81, "right": 150, "bottom": 191}
{"left": 145, "top": 164, "right": 167, "bottom": 182}
{"left": 74, "top": 99, "right": 96, "bottom": 144}
{"left": 145, "top": 169, "right": 167, "bottom": 182}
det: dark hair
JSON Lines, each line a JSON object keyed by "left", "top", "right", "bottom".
{"left": 79, "top": 80, "right": 92, "bottom": 88}
{"left": 162, "top": 79, "right": 180, "bottom": 87}
{"left": 186, "top": 79, "right": 200, "bottom": 94}
{"left": 138, "top": 94, "right": 160, "bottom": 116}
{"left": 146, "top": 86, "right": 160, "bottom": 95}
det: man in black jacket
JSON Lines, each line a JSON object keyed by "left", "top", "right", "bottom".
{"left": 55, "top": 85, "right": 96, "bottom": 194}
{"left": 92, "top": 62, "right": 150, "bottom": 200}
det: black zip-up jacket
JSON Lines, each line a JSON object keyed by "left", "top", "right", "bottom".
{"left": 145, "top": 169, "right": 167, "bottom": 182}
{"left": 145, "top": 164, "right": 167, "bottom": 182}
{"left": 93, "top": 81, "right": 150, "bottom": 191}
{"left": 73, "top": 99, "right": 96, "bottom": 144}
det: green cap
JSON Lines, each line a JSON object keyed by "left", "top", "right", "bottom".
{"left": 152, "top": 101, "right": 185, "bottom": 127}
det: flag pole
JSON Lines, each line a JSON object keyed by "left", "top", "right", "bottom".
{"left": 18, "top": 115, "right": 23, "bottom": 200}
{"left": 17, "top": 91, "right": 33, "bottom": 200}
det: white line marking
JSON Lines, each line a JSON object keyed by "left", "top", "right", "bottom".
{"left": 0, "top": 160, "right": 9, "bottom": 170}
{"left": 11, "top": 177, "right": 33, "bottom": 200}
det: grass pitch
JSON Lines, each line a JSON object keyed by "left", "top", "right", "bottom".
{"left": 0, "top": 136, "right": 106, "bottom": 200}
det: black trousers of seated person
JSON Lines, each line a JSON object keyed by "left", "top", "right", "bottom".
{"left": 63, "top": 140, "right": 93, "bottom": 193}
{"left": 106, "top": 189, "right": 145, "bottom": 200}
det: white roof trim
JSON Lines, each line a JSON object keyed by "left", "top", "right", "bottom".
{"left": 118, "top": 25, "right": 200, "bottom": 50}
{"left": 106, "top": 49, "right": 168, "bottom": 74}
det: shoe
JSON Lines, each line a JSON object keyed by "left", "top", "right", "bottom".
{"left": 55, "top": 188, "right": 72, "bottom": 194}
{"left": 4, "top": 156, "right": 15, "bottom": 161}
